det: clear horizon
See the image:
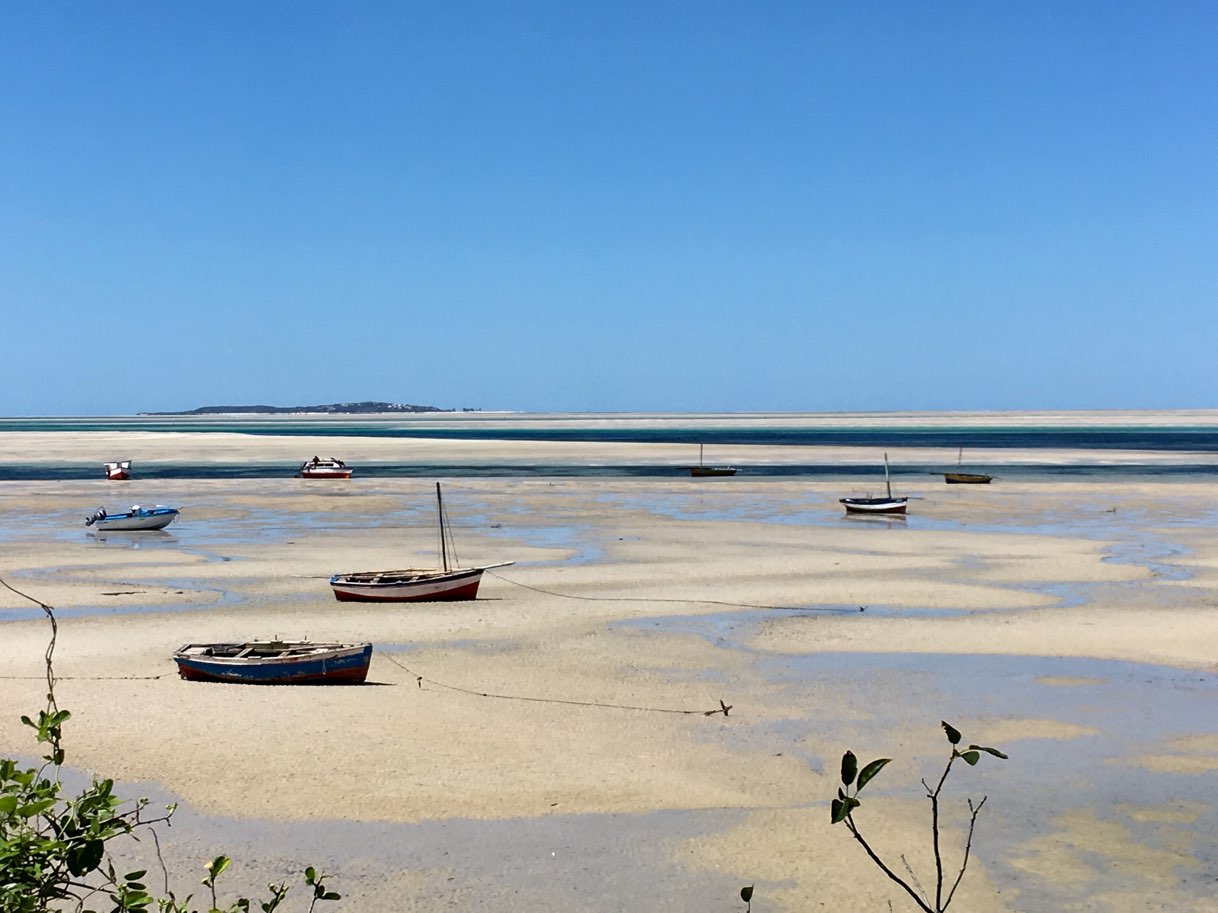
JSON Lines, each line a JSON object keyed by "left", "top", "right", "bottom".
{"left": 2, "top": 3, "right": 1214, "bottom": 415}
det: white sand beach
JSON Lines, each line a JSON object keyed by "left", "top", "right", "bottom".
{"left": 1, "top": 424, "right": 1217, "bottom": 911}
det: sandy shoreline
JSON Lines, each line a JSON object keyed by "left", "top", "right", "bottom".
{"left": 1, "top": 430, "right": 1217, "bottom": 910}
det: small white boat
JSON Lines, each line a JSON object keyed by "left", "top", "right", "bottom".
{"left": 330, "top": 483, "right": 512, "bottom": 602}
{"left": 104, "top": 460, "right": 131, "bottom": 480}
{"left": 840, "top": 454, "right": 908, "bottom": 515}
{"left": 85, "top": 504, "right": 180, "bottom": 531}
{"left": 299, "top": 457, "right": 353, "bottom": 479}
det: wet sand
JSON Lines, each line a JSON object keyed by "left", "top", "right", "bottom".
{"left": 1, "top": 430, "right": 1217, "bottom": 911}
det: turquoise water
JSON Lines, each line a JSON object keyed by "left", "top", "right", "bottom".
{"left": 4, "top": 415, "right": 1217, "bottom": 480}
{"left": 3, "top": 414, "right": 1218, "bottom": 450}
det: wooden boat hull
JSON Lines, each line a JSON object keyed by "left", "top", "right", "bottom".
{"left": 87, "top": 507, "right": 179, "bottom": 530}
{"left": 690, "top": 467, "right": 737, "bottom": 477}
{"left": 944, "top": 472, "right": 992, "bottom": 484}
{"left": 330, "top": 567, "right": 486, "bottom": 602}
{"left": 840, "top": 497, "right": 908, "bottom": 515}
{"left": 174, "top": 642, "right": 372, "bottom": 684}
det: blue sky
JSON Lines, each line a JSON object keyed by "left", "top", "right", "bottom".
{"left": 1, "top": 2, "right": 1214, "bottom": 415}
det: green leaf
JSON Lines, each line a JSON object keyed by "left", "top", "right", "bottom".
{"left": 305, "top": 866, "right": 317, "bottom": 885}
{"left": 831, "top": 798, "right": 850, "bottom": 824}
{"left": 204, "top": 854, "right": 232, "bottom": 884}
{"left": 840, "top": 750, "right": 858, "bottom": 787}
{"left": 969, "top": 744, "right": 1009, "bottom": 760}
{"left": 856, "top": 758, "right": 891, "bottom": 791}
{"left": 960, "top": 750, "right": 980, "bottom": 766}
{"left": 321, "top": 891, "right": 341, "bottom": 901}
{"left": 16, "top": 798, "right": 57, "bottom": 817}
{"left": 942, "top": 721, "right": 962, "bottom": 745}
{"left": 0, "top": 795, "right": 17, "bottom": 815}
{"left": 740, "top": 886, "right": 754, "bottom": 903}
{"left": 66, "top": 838, "right": 104, "bottom": 876}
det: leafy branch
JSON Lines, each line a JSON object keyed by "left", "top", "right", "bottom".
{"left": 830, "top": 721, "right": 1007, "bottom": 913}
{"left": 0, "top": 576, "right": 342, "bottom": 913}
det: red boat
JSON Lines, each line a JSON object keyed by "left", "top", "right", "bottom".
{"left": 104, "top": 460, "right": 131, "bottom": 481}
{"left": 299, "top": 457, "right": 353, "bottom": 479}
{"left": 330, "top": 483, "right": 512, "bottom": 602}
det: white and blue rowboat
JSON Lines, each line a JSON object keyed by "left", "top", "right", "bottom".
{"left": 85, "top": 505, "right": 180, "bottom": 531}
{"left": 173, "top": 641, "right": 373, "bottom": 685}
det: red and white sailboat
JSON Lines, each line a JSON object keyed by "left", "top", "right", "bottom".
{"left": 329, "top": 483, "right": 512, "bottom": 602}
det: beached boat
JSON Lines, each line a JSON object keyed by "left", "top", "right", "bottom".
{"left": 944, "top": 448, "right": 992, "bottom": 484}
{"left": 944, "top": 471, "right": 993, "bottom": 484}
{"left": 840, "top": 453, "right": 908, "bottom": 515}
{"left": 299, "top": 457, "right": 353, "bottom": 479}
{"left": 85, "top": 504, "right": 179, "bottom": 531}
{"left": 689, "top": 444, "right": 737, "bottom": 477}
{"left": 173, "top": 641, "right": 373, "bottom": 684}
{"left": 330, "top": 482, "right": 513, "bottom": 602}
{"left": 104, "top": 460, "right": 131, "bottom": 481}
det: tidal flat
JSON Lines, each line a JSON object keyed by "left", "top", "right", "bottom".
{"left": 1, "top": 425, "right": 1217, "bottom": 911}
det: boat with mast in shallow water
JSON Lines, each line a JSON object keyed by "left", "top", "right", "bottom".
{"left": 943, "top": 447, "right": 992, "bottom": 484}
{"left": 329, "top": 482, "right": 513, "bottom": 602}
{"left": 689, "top": 443, "right": 737, "bottom": 477}
{"left": 840, "top": 453, "right": 908, "bottom": 515}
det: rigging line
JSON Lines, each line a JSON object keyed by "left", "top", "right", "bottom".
{"left": 484, "top": 570, "right": 848, "bottom": 613}
{"left": 377, "top": 652, "right": 731, "bottom": 717}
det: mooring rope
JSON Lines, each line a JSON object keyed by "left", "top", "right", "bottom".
{"left": 377, "top": 652, "right": 731, "bottom": 717}
{"left": 484, "top": 569, "right": 849, "bottom": 613}
{"left": 0, "top": 673, "right": 171, "bottom": 681}
{"left": 0, "top": 575, "right": 173, "bottom": 681}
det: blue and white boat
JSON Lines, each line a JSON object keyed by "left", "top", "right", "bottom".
{"left": 173, "top": 641, "right": 373, "bottom": 685}
{"left": 85, "top": 504, "right": 180, "bottom": 531}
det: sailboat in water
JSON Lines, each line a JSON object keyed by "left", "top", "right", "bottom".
{"left": 943, "top": 447, "right": 992, "bottom": 484}
{"left": 840, "top": 453, "right": 909, "bottom": 515}
{"left": 689, "top": 444, "right": 737, "bottom": 477}
{"left": 329, "top": 483, "right": 513, "bottom": 602}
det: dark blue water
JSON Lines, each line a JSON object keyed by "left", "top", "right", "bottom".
{"left": 3, "top": 462, "right": 1217, "bottom": 482}
{"left": 4, "top": 416, "right": 1217, "bottom": 480}
{"left": 4, "top": 416, "right": 1218, "bottom": 450}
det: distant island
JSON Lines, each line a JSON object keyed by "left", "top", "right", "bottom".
{"left": 143, "top": 401, "right": 462, "bottom": 416}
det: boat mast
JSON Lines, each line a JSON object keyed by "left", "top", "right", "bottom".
{"left": 884, "top": 452, "right": 893, "bottom": 499}
{"left": 699, "top": 443, "right": 705, "bottom": 468}
{"left": 436, "top": 482, "right": 449, "bottom": 572}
